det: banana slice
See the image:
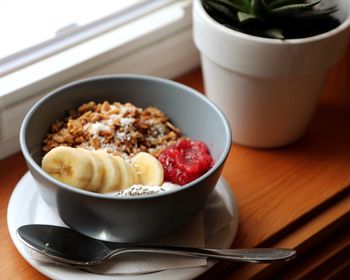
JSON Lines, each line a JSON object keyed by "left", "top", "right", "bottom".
{"left": 42, "top": 147, "right": 163, "bottom": 192}
{"left": 77, "top": 148, "right": 104, "bottom": 192}
{"left": 42, "top": 146, "right": 93, "bottom": 190}
{"left": 92, "top": 150, "right": 121, "bottom": 193}
{"left": 114, "top": 156, "right": 136, "bottom": 189}
{"left": 125, "top": 160, "right": 140, "bottom": 185}
{"left": 131, "top": 152, "right": 164, "bottom": 186}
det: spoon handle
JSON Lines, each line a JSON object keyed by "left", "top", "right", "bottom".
{"left": 110, "top": 247, "right": 296, "bottom": 263}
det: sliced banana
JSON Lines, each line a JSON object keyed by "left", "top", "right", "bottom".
{"left": 114, "top": 156, "right": 136, "bottom": 189}
{"left": 42, "top": 147, "right": 164, "bottom": 193}
{"left": 42, "top": 146, "right": 94, "bottom": 190}
{"left": 125, "top": 160, "right": 140, "bottom": 185}
{"left": 131, "top": 152, "right": 164, "bottom": 186}
{"left": 77, "top": 148, "right": 104, "bottom": 192}
{"left": 92, "top": 150, "right": 121, "bottom": 193}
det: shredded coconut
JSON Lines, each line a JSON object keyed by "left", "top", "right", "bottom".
{"left": 114, "top": 182, "right": 179, "bottom": 197}
{"left": 120, "top": 117, "right": 134, "bottom": 127}
{"left": 90, "top": 123, "right": 111, "bottom": 135}
{"left": 116, "top": 132, "right": 126, "bottom": 141}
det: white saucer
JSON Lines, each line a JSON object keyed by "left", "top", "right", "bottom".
{"left": 7, "top": 172, "right": 238, "bottom": 280}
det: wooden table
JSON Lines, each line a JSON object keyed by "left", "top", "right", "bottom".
{"left": 1, "top": 47, "right": 350, "bottom": 279}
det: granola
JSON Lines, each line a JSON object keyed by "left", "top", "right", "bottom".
{"left": 42, "top": 101, "right": 181, "bottom": 158}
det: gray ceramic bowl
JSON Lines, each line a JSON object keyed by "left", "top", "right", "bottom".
{"left": 20, "top": 75, "right": 231, "bottom": 242}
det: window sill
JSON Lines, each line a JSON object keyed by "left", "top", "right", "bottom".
{"left": 0, "top": 0, "right": 200, "bottom": 160}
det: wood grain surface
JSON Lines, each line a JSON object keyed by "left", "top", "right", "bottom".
{"left": 1, "top": 46, "right": 350, "bottom": 279}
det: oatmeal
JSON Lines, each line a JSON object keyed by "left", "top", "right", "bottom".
{"left": 41, "top": 101, "right": 214, "bottom": 194}
{"left": 42, "top": 101, "right": 181, "bottom": 158}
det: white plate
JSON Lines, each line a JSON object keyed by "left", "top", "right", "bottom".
{"left": 7, "top": 172, "right": 238, "bottom": 280}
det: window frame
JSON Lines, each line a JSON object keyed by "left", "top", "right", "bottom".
{"left": 0, "top": 0, "right": 176, "bottom": 77}
{"left": 0, "top": 0, "right": 200, "bottom": 160}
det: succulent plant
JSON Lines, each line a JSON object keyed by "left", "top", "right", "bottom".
{"left": 201, "top": 0, "right": 340, "bottom": 39}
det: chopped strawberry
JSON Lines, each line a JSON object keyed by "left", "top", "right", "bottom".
{"left": 158, "top": 138, "right": 214, "bottom": 185}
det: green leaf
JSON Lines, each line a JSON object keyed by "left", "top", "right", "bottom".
{"left": 204, "top": 0, "right": 249, "bottom": 12}
{"left": 231, "top": 0, "right": 252, "bottom": 11}
{"left": 270, "top": 1, "right": 321, "bottom": 17}
{"left": 252, "top": 27, "right": 284, "bottom": 39}
{"left": 202, "top": 0, "right": 238, "bottom": 22}
{"left": 227, "top": 0, "right": 252, "bottom": 12}
{"left": 264, "top": 0, "right": 282, "bottom": 3}
{"left": 289, "top": 6, "right": 338, "bottom": 19}
{"left": 237, "top": 11, "right": 259, "bottom": 22}
{"left": 202, "top": 0, "right": 340, "bottom": 39}
{"left": 267, "top": 0, "right": 305, "bottom": 10}
{"left": 251, "top": 0, "right": 269, "bottom": 17}
{"left": 260, "top": 28, "right": 284, "bottom": 39}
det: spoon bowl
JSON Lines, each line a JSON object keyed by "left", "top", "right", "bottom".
{"left": 17, "top": 224, "right": 296, "bottom": 265}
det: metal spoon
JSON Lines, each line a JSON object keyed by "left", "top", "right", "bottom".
{"left": 17, "top": 224, "right": 296, "bottom": 265}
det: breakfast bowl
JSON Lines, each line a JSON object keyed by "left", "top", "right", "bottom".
{"left": 20, "top": 75, "right": 231, "bottom": 242}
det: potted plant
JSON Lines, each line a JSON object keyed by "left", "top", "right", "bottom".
{"left": 193, "top": 0, "right": 350, "bottom": 148}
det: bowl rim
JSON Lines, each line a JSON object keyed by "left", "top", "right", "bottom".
{"left": 20, "top": 74, "right": 232, "bottom": 200}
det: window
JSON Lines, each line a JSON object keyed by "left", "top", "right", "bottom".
{"left": 0, "top": 0, "right": 199, "bottom": 160}
{"left": 0, "top": 0, "right": 174, "bottom": 76}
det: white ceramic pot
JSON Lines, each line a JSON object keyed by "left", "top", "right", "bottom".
{"left": 193, "top": 0, "right": 350, "bottom": 148}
